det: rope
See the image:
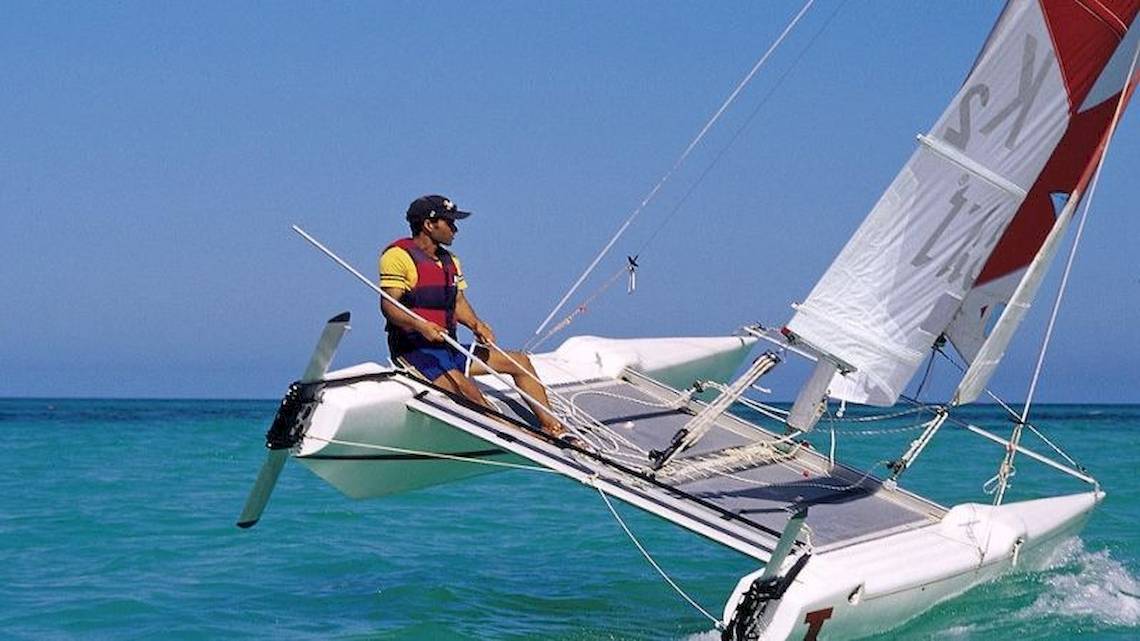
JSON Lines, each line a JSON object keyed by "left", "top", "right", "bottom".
{"left": 827, "top": 406, "right": 928, "bottom": 424}
{"left": 499, "top": 351, "right": 698, "bottom": 459}
{"left": 594, "top": 485, "right": 724, "bottom": 628}
{"left": 548, "top": 396, "right": 627, "bottom": 454}
{"left": 661, "top": 440, "right": 801, "bottom": 484}
{"left": 825, "top": 423, "right": 933, "bottom": 437}
{"left": 303, "top": 434, "right": 558, "bottom": 473}
{"left": 527, "top": 0, "right": 818, "bottom": 348}
{"left": 569, "top": 388, "right": 678, "bottom": 411}
{"left": 700, "top": 457, "right": 889, "bottom": 495}
{"left": 712, "top": 376, "right": 926, "bottom": 427}
{"left": 700, "top": 381, "right": 790, "bottom": 423}
{"left": 468, "top": 340, "right": 623, "bottom": 446}
{"left": 529, "top": 264, "right": 629, "bottom": 351}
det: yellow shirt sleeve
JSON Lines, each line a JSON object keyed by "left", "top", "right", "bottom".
{"left": 379, "top": 247, "right": 417, "bottom": 292}
{"left": 379, "top": 247, "right": 467, "bottom": 292}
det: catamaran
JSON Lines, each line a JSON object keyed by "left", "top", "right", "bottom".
{"left": 237, "top": 1, "right": 1140, "bottom": 639}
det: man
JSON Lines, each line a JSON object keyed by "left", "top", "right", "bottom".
{"left": 379, "top": 194, "right": 569, "bottom": 440}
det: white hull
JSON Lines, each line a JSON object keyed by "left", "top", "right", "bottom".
{"left": 294, "top": 334, "right": 757, "bottom": 498}
{"left": 725, "top": 491, "right": 1102, "bottom": 640}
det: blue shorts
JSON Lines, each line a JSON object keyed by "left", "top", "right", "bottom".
{"left": 397, "top": 343, "right": 473, "bottom": 382}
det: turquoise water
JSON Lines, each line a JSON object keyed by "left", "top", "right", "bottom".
{"left": 2, "top": 399, "right": 1137, "bottom": 640}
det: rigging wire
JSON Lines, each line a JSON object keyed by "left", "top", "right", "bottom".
{"left": 908, "top": 344, "right": 1089, "bottom": 474}
{"left": 528, "top": 264, "right": 630, "bottom": 351}
{"left": 526, "top": 0, "right": 818, "bottom": 350}
{"left": 898, "top": 387, "right": 1093, "bottom": 479}
{"left": 912, "top": 343, "right": 940, "bottom": 401}
{"left": 631, "top": 0, "right": 848, "bottom": 256}
{"left": 527, "top": 0, "right": 849, "bottom": 351}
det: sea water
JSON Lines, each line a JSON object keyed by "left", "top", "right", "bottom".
{"left": 1, "top": 399, "right": 1137, "bottom": 640}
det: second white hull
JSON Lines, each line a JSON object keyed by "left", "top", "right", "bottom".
{"left": 723, "top": 491, "right": 1102, "bottom": 640}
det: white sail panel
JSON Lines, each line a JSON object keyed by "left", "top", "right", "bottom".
{"left": 786, "top": 0, "right": 1070, "bottom": 406}
{"left": 942, "top": 270, "right": 1021, "bottom": 363}
{"left": 789, "top": 154, "right": 1019, "bottom": 406}
{"left": 952, "top": 189, "right": 1081, "bottom": 405}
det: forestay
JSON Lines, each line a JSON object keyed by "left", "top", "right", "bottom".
{"left": 786, "top": 0, "right": 1140, "bottom": 406}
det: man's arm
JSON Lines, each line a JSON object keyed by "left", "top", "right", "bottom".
{"left": 381, "top": 288, "right": 447, "bottom": 343}
{"left": 455, "top": 292, "right": 495, "bottom": 345}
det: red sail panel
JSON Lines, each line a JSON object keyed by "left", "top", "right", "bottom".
{"left": 975, "top": 0, "right": 1139, "bottom": 287}
{"left": 1043, "top": 0, "right": 1139, "bottom": 109}
{"left": 975, "top": 96, "right": 1121, "bottom": 286}
{"left": 947, "top": 0, "right": 1139, "bottom": 368}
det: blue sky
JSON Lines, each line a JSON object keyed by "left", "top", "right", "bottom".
{"left": 2, "top": 2, "right": 1136, "bottom": 402}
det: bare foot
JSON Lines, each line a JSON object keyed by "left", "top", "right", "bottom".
{"left": 545, "top": 425, "right": 590, "bottom": 450}
{"left": 558, "top": 433, "right": 591, "bottom": 450}
{"left": 539, "top": 419, "right": 566, "bottom": 437}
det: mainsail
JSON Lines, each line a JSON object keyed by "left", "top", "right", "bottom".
{"left": 786, "top": 0, "right": 1140, "bottom": 407}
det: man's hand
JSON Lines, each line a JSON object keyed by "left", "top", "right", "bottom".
{"left": 417, "top": 320, "right": 448, "bottom": 343}
{"left": 473, "top": 320, "right": 496, "bottom": 346}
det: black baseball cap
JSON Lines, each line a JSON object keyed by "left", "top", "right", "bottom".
{"left": 406, "top": 194, "right": 472, "bottom": 224}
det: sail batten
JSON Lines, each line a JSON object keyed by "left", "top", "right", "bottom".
{"left": 916, "top": 134, "right": 1029, "bottom": 198}
{"left": 785, "top": 0, "right": 1139, "bottom": 407}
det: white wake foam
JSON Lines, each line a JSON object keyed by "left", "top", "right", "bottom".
{"left": 930, "top": 624, "right": 979, "bottom": 639}
{"left": 1023, "top": 539, "right": 1140, "bottom": 627}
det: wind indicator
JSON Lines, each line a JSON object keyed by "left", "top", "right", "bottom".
{"left": 235, "top": 311, "right": 351, "bottom": 528}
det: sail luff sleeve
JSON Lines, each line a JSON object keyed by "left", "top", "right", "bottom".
{"left": 785, "top": 0, "right": 1138, "bottom": 407}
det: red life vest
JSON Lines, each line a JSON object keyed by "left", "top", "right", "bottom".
{"left": 384, "top": 238, "right": 459, "bottom": 355}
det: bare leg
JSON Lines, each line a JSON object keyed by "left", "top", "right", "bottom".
{"left": 431, "top": 369, "right": 489, "bottom": 408}
{"left": 468, "top": 349, "right": 563, "bottom": 434}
